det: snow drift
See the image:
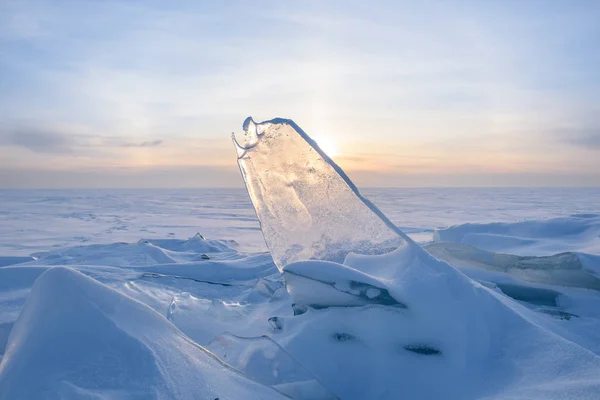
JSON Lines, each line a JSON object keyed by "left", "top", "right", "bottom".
{"left": 0, "top": 267, "right": 286, "bottom": 399}
{"left": 433, "top": 213, "right": 600, "bottom": 256}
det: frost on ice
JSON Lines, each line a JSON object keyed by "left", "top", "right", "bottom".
{"left": 233, "top": 117, "right": 411, "bottom": 270}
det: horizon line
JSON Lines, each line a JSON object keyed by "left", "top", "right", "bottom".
{"left": 2, "top": 186, "right": 599, "bottom": 191}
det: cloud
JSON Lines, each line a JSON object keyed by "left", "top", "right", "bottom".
{"left": 570, "top": 133, "right": 600, "bottom": 149}
{"left": 550, "top": 126, "right": 600, "bottom": 149}
{"left": 0, "top": 165, "right": 241, "bottom": 189}
{"left": 0, "top": 127, "right": 166, "bottom": 162}
{"left": 122, "top": 140, "right": 163, "bottom": 148}
{"left": 6, "top": 129, "right": 73, "bottom": 153}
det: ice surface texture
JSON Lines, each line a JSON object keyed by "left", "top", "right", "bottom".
{"left": 425, "top": 242, "right": 600, "bottom": 291}
{"left": 207, "top": 333, "right": 337, "bottom": 399}
{"left": 0, "top": 267, "right": 286, "bottom": 400}
{"left": 233, "top": 117, "right": 411, "bottom": 269}
{"left": 2, "top": 195, "right": 600, "bottom": 398}
{"left": 433, "top": 213, "right": 600, "bottom": 256}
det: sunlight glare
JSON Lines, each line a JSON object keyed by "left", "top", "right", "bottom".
{"left": 312, "top": 135, "right": 338, "bottom": 157}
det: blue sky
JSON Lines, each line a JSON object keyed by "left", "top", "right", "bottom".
{"left": 1, "top": 0, "right": 599, "bottom": 188}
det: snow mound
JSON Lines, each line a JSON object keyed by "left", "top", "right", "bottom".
{"left": 32, "top": 242, "right": 178, "bottom": 267}
{"left": 141, "top": 233, "right": 239, "bottom": 253}
{"left": 0, "top": 267, "right": 286, "bottom": 399}
{"left": 135, "top": 253, "right": 278, "bottom": 284}
{"left": 0, "top": 236, "right": 285, "bottom": 362}
{"left": 274, "top": 246, "right": 600, "bottom": 399}
{"left": 30, "top": 234, "right": 239, "bottom": 267}
{"left": 433, "top": 214, "right": 600, "bottom": 256}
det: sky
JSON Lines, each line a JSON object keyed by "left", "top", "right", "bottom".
{"left": 1, "top": 0, "right": 599, "bottom": 188}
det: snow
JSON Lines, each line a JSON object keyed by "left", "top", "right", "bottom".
{"left": 1, "top": 196, "right": 599, "bottom": 399}
{"left": 0, "top": 118, "right": 599, "bottom": 399}
{"left": 206, "top": 333, "right": 336, "bottom": 399}
{"left": 279, "top": 239, "right": 600, "bottom": 399}
{"left": 0, "top": 267, "right": 286, "bottom": 399}
{"left": 433, "top": 213, "right": 600, "bottom": 256}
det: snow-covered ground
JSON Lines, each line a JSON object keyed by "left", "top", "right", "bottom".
{"left": 1, "top": 126, "right": 600, "bottom": 400}
{"left": 2, "top": 187, "right": 598, "bottom": 256}
{"left": 1, "top": 187, "right": 600, "bottom": 399}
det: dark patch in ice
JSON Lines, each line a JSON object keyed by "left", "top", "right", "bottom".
{"left": 344, "top": 280, "right": 404, "bottom": 307}
{"left": 292, "top": 303, "right": 308, "bottom": 316}
{"left": 513, "top": 252, "right": 582, "bottom": 271}
{"left": 571, "top": 213, "right": 598, "bottom": 219}
{"left": 107, "top": 225, "right": 128, "bottom": 233}
{"left": 0, "top": 322, "right": 13, "bottom": 355}
{"left": 201, "top": 254, "right": 210, "bottom": 260}
{"left": 331, "top": 332, "right": 357, "bottom": 342}
{"left": 284, "top": 269, "right": 407, "bottom": 309}
{"left": 268, "top": 316, "right": 283, "bottom": 330}
{"left": 496, "top": 283, "right": 559, "bottom": 307}
{"left": 404, "top": 344, "right": 442, "bottom": 356}
{"left": 140, "top": 272, "right": 239, "bottom": 287}
{"left": 538, "top": 309, "right": 579, "bottom": 320}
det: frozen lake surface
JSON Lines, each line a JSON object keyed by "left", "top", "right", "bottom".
{"left": 1, "top": 187, "right": 599, "bottom": 256}
{"left": 1, "top": 186, "right": 600, "bottom": 399}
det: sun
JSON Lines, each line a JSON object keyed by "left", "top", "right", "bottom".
{"left": 312, "top": 135, "right": 339, "bottom": 158}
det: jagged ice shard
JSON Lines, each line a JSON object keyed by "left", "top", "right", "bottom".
{"left": 233, "top": 117, "right": 411, "bottom": 270}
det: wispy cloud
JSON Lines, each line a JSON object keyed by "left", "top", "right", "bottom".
{"left": 6, "top": 129, "right": 73, "bottom": 153}
{"left": 122, "top": 140, "right": 163, "bottom": 148}
{"left": 573, "top": 134, "right": 600, "bottom": 148}
{"left": 561, "top": 129, "right": 600, "bottom": 149}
